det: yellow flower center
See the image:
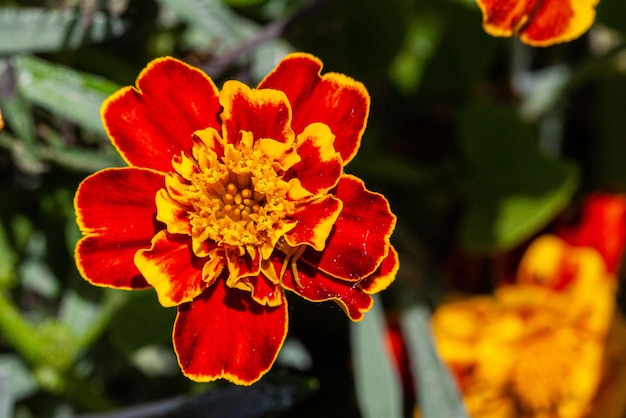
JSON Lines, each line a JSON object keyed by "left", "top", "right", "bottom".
{"left": 160, "top": 128, "right": 300, "bottom": 261}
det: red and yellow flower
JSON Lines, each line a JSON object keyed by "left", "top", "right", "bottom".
{"left": 433, "top": 234, "right": 616, "bottom": 417}
{"left": 74, "top": 53, "right": 398, "bottom": 385}
{"left": 475, "top": 0, "right": 600, "bottom": 46}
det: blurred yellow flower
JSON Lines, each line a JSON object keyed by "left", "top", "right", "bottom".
{"left": 433, "top": 235, "right": 616, "bottom": 418}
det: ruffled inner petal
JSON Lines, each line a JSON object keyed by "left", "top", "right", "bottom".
{"left": 285, "top": 195, "right": 342, "bottom": 251}
{"left": 225, "top": 251, "right": 262, "bottom": 289}
{"left": 244, "top": 274, "right": 283, "bottom": 307}
{"left": 173, "top": 279, "right": 288, "bottom": 385}
{"left": 258, "top": 52, "right": 369, "bottom": 164}
{"left": 219, "top": 80, "right": 294, "bottom": 147}
{"left": 135, "top": 231, "right": 211, "bottom": 307}
{"left": 301, "top": 175, "right": 396, "bottom": 281}
{"left": 286, "top": 122, "right": 343, "bottom": 196}
{"left": 278, "top": 254, "right": 374, "bottom": 321}
{"left": 74, "top": 167, "right": 164, "bottom": 289}
{"left": 102, "top": 57, "right": 221, "bottom": 172}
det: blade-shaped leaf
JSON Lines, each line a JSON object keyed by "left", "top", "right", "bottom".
{"left": 12, "top": 55, "right": 121, "bottom": 134}
{"left": 0, "top": 7, "right": 126, "bottom": 54}
{"left": 0, "top": 220, "right": 16, "bottom": 287}
{"left": 0, "top": 354, "right": 38, "bottom": 418}
{"left": 460, "top": 103, "right": 578, "bottom": 253}
{"left": 401, "top": 305, "right": 469, "bottom": 418}
{"left": 351, "top": 296, "right": 403, "bottom": 418}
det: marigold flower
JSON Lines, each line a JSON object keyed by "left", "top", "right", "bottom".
{"left": 475, "top": 0, "right": 600, "bottom": 46}
{"left": 0, "top": 108, "right": 4, "bottom": 132}
{"left": 433, "top": 235, "right": 616, "bottom": 417}
{"left": 74, "top": 53, "right": 398, "bottom": 385}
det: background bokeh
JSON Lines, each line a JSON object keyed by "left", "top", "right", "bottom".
{"left": 1, "top": 0, "right": 626, "bottom": 417}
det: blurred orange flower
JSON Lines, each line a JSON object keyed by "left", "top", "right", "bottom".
{"left": 475, "top": 0, "right": 600, "bottom": 46}
{"left": 433, "top": 235, "right": 616, "bottom": 417}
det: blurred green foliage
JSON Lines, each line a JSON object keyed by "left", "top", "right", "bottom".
{"left": 1, "top": 0, "right": 626, "bottom": 417}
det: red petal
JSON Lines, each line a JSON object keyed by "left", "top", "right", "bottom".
{"left": 219, "top": 80, "right": 294, "bottom": 146}
{"left": 557, "top": 193, "right": 626, "bottom": 274}
{"left": 286, "top": 122, "right": 343, "bottom": 196}
{"left": 278, "top": 255, "right": 374, "bottom": 321}
{"left": 258, "top": 53, "right": 369, "bottom": 164}
{"left": 359, "top": 246, "right": 400, "bottom": 295}
{"left": 285, "top": 195, "right": 342, "bottom": 251}
{"left": 135, "top": 231, "right": 210, "bottom": 307}
{"left": 476, "top": 0, "right": 598, "bottom": 46}
{"left": 74, "top": 167, "right": 164, "bottom": 289}
{"left": 103, "top": 57, "right": 221, "bottom": 172}
{"left": 173, "top": 280, "right": 288, "bottom": 384}
{"left": 302, "top": 175, "right": 396, "bottom": 281}
{"left": 76, "top": 237, "right": 149, "bottom": 289}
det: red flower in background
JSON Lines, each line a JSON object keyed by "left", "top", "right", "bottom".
{"left": 74, "top": 53, "right": 398, "bottom": 385}
{"left": 557, "top": 193, "right": 626, "bottom": 274}
{"left": 475, "top": 0, "right": 600, "bottom": 46}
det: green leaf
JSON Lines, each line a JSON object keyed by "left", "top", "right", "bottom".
{"left": 389, "top": 12, "right": 445, "bottom": 95}
{"left": 130, "top": 345, "right": 179, "bottom": 377}
{"left": 0, "top": 7, "right": 126, "bottom": 54}
{"left": 0, "top": 220, "right": 17, "bottom": 287}
{"left": 59, "top": 290, "right": 99, "bottom": 341}
{"left": 0, "top": 354, "right": 38, "bottom": 402}
{"left": 109, "top": 290, "right": 176, "bottom": 355}
{"left": 12, "top": 55, "right": 121, "bottom": 134}
{"left": 351, "top": 296, "right": 403, "bottom": 418}
{"left": 292, "top": 0, "right": 407, "bottom": 81}
{"left": 401, "top": 305, "right": 469, "bottom": 418}
{"left": 224, "top": 0, "right": 267, "bottom": 7}
{"left": 19, "top": 231, "right": 59, "bottom": 299}
{"left": 460, "top": 103, "right": 578, "bottom": 253}
{"left": 155, "top": 0, "right": 257, "bottom": 51}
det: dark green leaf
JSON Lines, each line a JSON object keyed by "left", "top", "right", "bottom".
{"left": 224, "top": 0, "right": 267, "bottom": 7}
{"left": 0, "top": 220, "right": 17, "bottom": 287}
{"left": 591, "top": 74, "right": 626, "bottom": 189}
{"left": 109, "top": 290, "right": 176, "bottom": 355}
{"left": 460, "top": 103, "right": 578, "bottom": 253}
{"left": 401, "top": 305, "right": 469, "bottom": 418}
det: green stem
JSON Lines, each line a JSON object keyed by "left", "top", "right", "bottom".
{"left": 0, "top": 290, "right": 45, "bottom": 365}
